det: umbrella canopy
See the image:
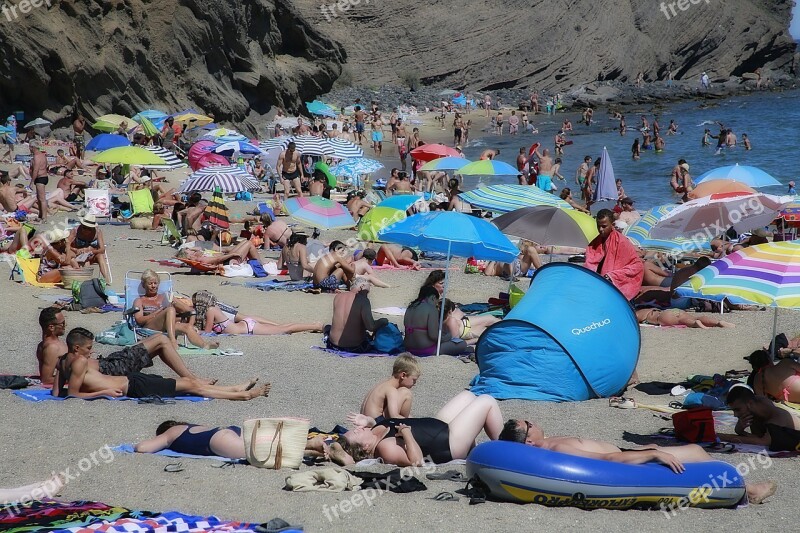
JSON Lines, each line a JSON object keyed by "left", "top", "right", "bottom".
{"left": 180, "top": 165, "right": 260, "bottom": 194}
{"left": 205, "top": 187, "right": 230, "bottom": 230}
{"left": 205, "top": 128, "right": 240, "bottom": 138}
{"left": 91, "top": 146, "right": 167, "bottom": 166}
{"left": 357, "top": 206, "right": 408, "bottom": 241}
{"left": 419, "top": 157, "right": 470, "bottom": 172}
{"left": 92, "top": 114, "right": 134, "bottom": 132}
{"left": 623, "top": 204, "right": 711, "bottom": 253}
{"left": 313, "top": 161, "right": 338, "bottom": 188}
{"left": 85, "top": 134, "right": 131, "bottom": 152}
{"left": 214, "top": 141, "right": 263, "bottom": 156}
{"left": 593, "top": 146, "right": 617, "bottom": 202}
{"left": 457, "top": 159, "right": 519, "bottom": 176}
{"left": 136, "top": 116, "right": 160, "bottom": 137}
{"left": 133, "top": 110, "right": 168, "bottom": 129}
{"left": 378, "top": 211, "right": 518, "bottom": 262}
{"left": 410, "top": 144, "right": 462, "bottom": 162}
{"left": 0, "top": 126, "right": 13, "bottom": 134}
{"left": 780, "top": 202, "right": 800, "bottom": 222}
{"left": 259, "top": 138, "right": 291, "bottom": 151}
{"left": 284, "top": 196, "right": 355, "bottom": 230}
{"left": 688, "top": 179, "right": 756, "bottom": 200}
{"left": 24, "top": 118, "right": 51, "bottom": 129}
{"left": 306, "top": 100, "right": 337, "bottom": 118}
{"left": 650, "top": 191, "right": 793, "bottom": 240}
{"left": 286, "top": 135, "right": 334, "bottom": 156}
{"left": 329, "top": 158, "right": 384, "bottom": 179}
{"left": 173, "top": 113, "right": 214, "bottom": 127}
{"left": 142, "top": 146, "right": 187, "bottom": 170}
{"left": 675, "top": 241, "right": 800, "bottom": 357}
{"left": 492, "top": 206, "right": 598, "bottom": 247}
{"left": 378, "top": 211, "right": 519, "bottom": 356}
{"left": 459, "top": 184, "right": 573, "bottom": 213}
{"left": 325, "top": 138, "right": 364, "bottom": 159}
{"left": 377, "top": 195, "right": 426, "bottom": 211}
{"left": 695, "top": 164, "right": 782, "bottom": 188}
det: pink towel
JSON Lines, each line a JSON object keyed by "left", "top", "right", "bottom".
{"left": 584, "top": 229, "right": 644, "bottom": 300}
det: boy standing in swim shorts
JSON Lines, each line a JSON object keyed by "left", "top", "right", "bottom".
{"left": 360, "top": 354, "right": 421, "bottom": 421}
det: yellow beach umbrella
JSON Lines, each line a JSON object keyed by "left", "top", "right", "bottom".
{"left": 93, "top": 114, "right": 134, "bottom": 132}
{"left": 91, "top": 146, "right": 167, "bottom": 166}
{"left": 173, "top": 113, "right": 214, "bottom": 127}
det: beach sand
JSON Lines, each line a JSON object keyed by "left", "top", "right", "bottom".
{"left": 1, "top": 124, "right": 799, "bottom": 531}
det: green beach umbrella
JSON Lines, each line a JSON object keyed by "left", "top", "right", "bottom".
{"left": 91, "top": 146, "right": 167, "bottom": 166}
{"left": 357, "top": 206, "right": 407, "bottom": 242}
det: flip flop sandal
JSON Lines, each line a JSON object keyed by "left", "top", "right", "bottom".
{"left": 610, "top": 397, "right": 637, "bottom": 409}
{"left": 211, "top": 461, "right": 237, "bottom": 469}
{"left": 426, "top": 470, "right": 467, "bottom": 482}
{"left": 670, "top": 385, "right": 688, "bottom": 396}
{"left": 219, "top": 349, "right": 244, "bottom": 356}
{"left": 430, "top": 492, "right": 459, "bottom": 501}
{"left": 164, "top": 462, "right": 184, "bottom": 473}
{"left": 137, "top": 396, "right": 176, "bottom": 405}
{"left": 705, "top": 442, "right": 736, "bottom": 453}
{"left": 668, "top": 401, "right": 684, "bottom": 409}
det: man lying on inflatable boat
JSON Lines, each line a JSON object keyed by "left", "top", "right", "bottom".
{"left": 499, "top": 419, "right": 777, "bottom": 505}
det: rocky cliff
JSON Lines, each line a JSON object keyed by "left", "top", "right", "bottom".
{"left": 293, "top": 0, "right": 797, "bottom": 90}
{"left": 0, "top": 0, "right": 344, "bottom": 128}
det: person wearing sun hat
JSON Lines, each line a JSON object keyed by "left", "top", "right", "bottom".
{"left": 66, "top": 213, "right": 111, "bottom": 281}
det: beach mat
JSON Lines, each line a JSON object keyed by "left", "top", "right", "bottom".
{"left": 313, "top": 345, "right": 395, "bottom": 358}
{"left": 112, "top": 444, "right": 245, "bottom": 464}
{"left": 222, "top": 279, "right": 314, "bottom": 291}
{"left": 13, "top": 389, "right": 212, "bottom": 402}
{"left": 148, "top": 258, "right": 184, "bottom": 268}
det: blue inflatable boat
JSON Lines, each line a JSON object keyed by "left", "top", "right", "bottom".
{"left": 466, "top": 441, "right": 745, "bottom": 510}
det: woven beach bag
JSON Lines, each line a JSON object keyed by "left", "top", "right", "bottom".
{"left": 243, "top": 417, "right": 310, "bottom": 469}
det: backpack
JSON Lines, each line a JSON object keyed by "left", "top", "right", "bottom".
{"left": 72, "top": 278, "right": 108, "bottom": 309}
{"left": 372, "top": 323, "right": 405, "bottom": 354}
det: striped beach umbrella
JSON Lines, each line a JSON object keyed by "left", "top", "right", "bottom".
{"left": 284, "top": 196, "right": 355, "bottom": 229}
{"left": 325, "top": 138, "right": 364, "bottom": 159}
{"left": 357, "top": 206, "right": 408, "bottom": 241}
{"left": 624, "top": 204, "right": 711, "bottom": 253}
{"left": 142, "top": 146, "right": 187, "bottom": 170}
{"left": 179, "top": 165, "right": 260, "bottom": 194}
{"left": 205, "top": 187, "right": 230, "bottom": 229}
{"left": 284, "top": 135, "right": 334, "bottom": 156}
{"left": 676, "top": 241, "right": 800, "bottom": 356}
{"left": 458, "top": 159, "right": 519, "bottom": 176}
{"left": 695, "top": 164, "right": 782, "bottom": 188}
{"left": 458, "top": 184, "right": 573, "bottom": 214}
{"left": 259, "top": 138, "right": 291, "bottom": 151}
{"left": 419, "top": 157, "right": 470, "bottom": 172}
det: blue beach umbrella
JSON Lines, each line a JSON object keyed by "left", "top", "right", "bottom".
{"left": 306, "top": 100, "right": 337, "bottom": 118}
{"left": 379, "top": 211, "right": 518, "bottom": 355}
{"left": 458, "top": 159, "right": 519, "bottom": 176}
{"left": 593, "top": 146, "right": 617, "bottom": 203}
{"left": 85, "top": 134, "right": 132, "bottom": 151}
{"left": 459, "top": 184, "right": 573, "bottom": 213}
{"left": 133, "top": 110, "right": 168, "bottom": 129}
{"left": 330, "top": 158, "right": 384, "bottom": 180}
{"left": 695, "top": 164, "right": 782, "bottom": 188}
{"left": 214, "top": 140, "right": 263, "bottom": 156}
{"left": 377, "top": 194, "right": 427, "bottom": 212}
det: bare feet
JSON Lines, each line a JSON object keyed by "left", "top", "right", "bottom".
{"left": 204, "top": 340, "right": 221, "bottom": 349}
{"left": 746, "top": 480, "right": 777, "bottom": 504}
{"left": 719, "top": 321, "right": 735, "bottom": 328}
{"left": 248, "top": 383, "right": 271, "bottom": 399}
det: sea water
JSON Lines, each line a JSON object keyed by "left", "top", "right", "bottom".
{"left": 460, "top": 89, "right": 800, "bottom": 210}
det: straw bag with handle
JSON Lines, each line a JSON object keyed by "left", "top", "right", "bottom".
{"left": 243, "top": 417, "right": 310, "bottom": 469}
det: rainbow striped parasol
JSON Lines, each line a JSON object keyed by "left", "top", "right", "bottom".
{"left": 205, "top": 187, "right": 230, "bottom": 230}
{"left": 284, "top": 196, "right": 354, "bottom": 229}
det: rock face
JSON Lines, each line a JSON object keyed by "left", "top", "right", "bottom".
{"left": 0, "top": 0, "right": 344, "bottom": 130}
{"left": 292, "top": 0, "right": 797, "bottom": 91}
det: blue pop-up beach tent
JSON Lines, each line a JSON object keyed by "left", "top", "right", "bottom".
{"left": 470, "top": 263, "right": 640, "bottom": 401}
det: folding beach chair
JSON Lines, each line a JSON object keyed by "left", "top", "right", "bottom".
{"left": 9, "top": 254, "right": 59, "bottom": 288}
{"left": 128, "top": 188, "right": 155, "bottom": 216}
{"left": 161, "top": 218, "right": 184, "bottom": 247}
{"left": 124, "top": 270, "right": 174, "bottom": 341}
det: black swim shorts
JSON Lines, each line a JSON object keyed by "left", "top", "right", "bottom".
{"left": 126, "top": 372, "right": 177, "bottom": 399}
{"left": 282, "top": 169, "right": 301, "bottom": 181}
{"left": 33, "top": 176, "right": 49, "bottom": 186}
{"left": 99, "top": 344, "right": 152, "bottom": 376}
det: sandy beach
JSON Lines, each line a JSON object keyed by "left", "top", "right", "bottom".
{"left": 1, "top": 119, "right": 799, "bottom": 532}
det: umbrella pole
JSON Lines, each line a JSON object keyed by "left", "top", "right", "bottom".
{"left": 437, "top": 241, "right": 453, "bottom": 357}
{"left": 771, "top": 307, "right": 778, "bottom": 362}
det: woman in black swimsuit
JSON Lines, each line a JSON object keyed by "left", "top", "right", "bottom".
{"left": 335, "top": 391, "right": 503, "bottom": 466}
{"left": 135, "top": 421, "right": 246, "bottom": 459}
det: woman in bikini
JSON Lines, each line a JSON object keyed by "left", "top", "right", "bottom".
{"left": 441, "top": 299, "right": 499, "bottom": 345}
{"left": 747, "top": 349, "right": 800, "bottom": 403}
{"left": 65, "top": 214, "right": 110, "bottom": 281}
{"left": 132, "top": 270, "right": 216, "bottom": 350}
{"left": 192, "top": 290, "right": 322, "bottom": 336}
{"left": 403, "top": 286, "right": 468, "bottom": 356}
{"left": 635, "top": 308, "right": 735, "bottom": 328}
{"left": 37, "top": 229, "right": 78, "bottom": 284}
{"left": 279, "top": 231, "right": 314, "bottom": 281}
{"left": 331, "top": 391, "right": 503, "bottom": 466}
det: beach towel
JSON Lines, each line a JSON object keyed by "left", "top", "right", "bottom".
{"left": 147, "top": 257, "right": 184, "bottom": 268}
{"left": 223, "top": 279, "right": 314, "bottom": 291}
{"left": 178, "top": 346, "right": 243, "bottom": 356}
{"left": 12, "top": 389, "right": 212, "bottom": 402}
{"left": 112, "top": 444, "right": 245, "bottom": 464}
{"left": 11, "top": 255, "right": 59, "bottom": 288}
{"left": 373, "top": 306, "right": 407, "bottom": 316}
{"left": 584, "top": 229, "right": 644, "bottom": 300}
{"left": 0, "top": 499, "right": 157, "bottom": 533}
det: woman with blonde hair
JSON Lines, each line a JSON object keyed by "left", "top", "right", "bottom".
{"left": 132, "top": 270, "right": 216, "bottom": 349}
